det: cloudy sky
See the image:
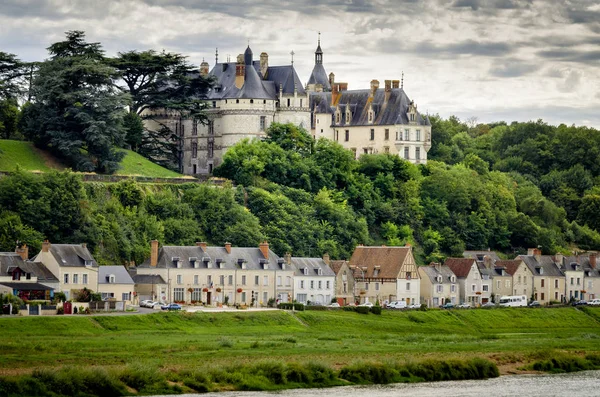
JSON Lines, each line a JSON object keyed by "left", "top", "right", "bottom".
{"left": 1, "top": 0, "right": 599, "bottom": 127}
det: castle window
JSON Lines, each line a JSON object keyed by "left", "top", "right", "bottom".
{"left": 416, "top": 147, "right": 421, "bottom": 160}
{"left": 336, "top": 113, "right": 340, "bottom": 123}
{"left": 385, "top": 129, "right": 389, "bottom": 140}
{"left": 396, "top": 130, "right": 400, "bottom": 141}
{"left": 404, "top": 147, "right": 409, "bottom": 159}
{"left": 300, "top": 99, "right": 303, "bottom": 107}
{"left": 370, "top": 129, "right": 375, "bottom": 141}
{"left": 260, "top": 116, "right": 266, "bottom": 131}
{"left": 287, "top": 98, "right": 290, "bottom": 107}
{"left": 192, "top": 120, "right": 198, "bottom": 136}
{"left": 345, "top": 130, "right": 349, "bottom": 141}
{"left": 250, "top": 99, "right": 254, "bottom": 104}
{"left": 208, "top": 121, "right": 214, "bottom": 136}
{"left": 404, "top": 129, "right": 409, "bottom": 141}
{"left": 236, "top": 99, "right": 239, "bottom": 104}
{"left": 212, "top": 101, "right": 216, "bottom": 108}
{"left": 192, "top": 142, "right": 198, "bottom": 159}
{"left": 369, "top": 112, "right": 373, "bottom": 122}
{"left": 351, "top": 148, "right": 357, "bottom": 158}
{"left": 416, "top": 130, "right": 421, "bottom": 141}
{"left": 384, "top": 146, "right": 389, "bottom": 153}
{"left": 363, "top": 148, "right": 368, "bottom": 154}
{"left": 263, "top": 100, "right": 266, "bottom": 104}
{"left": 208, "top": 141, "right": 214, "bottom": 158}
{"left": 336, "top": 130, "right": 339, "bottom": 141}
{"left": 410, "top": 113, "right": 415, "bottom": 121}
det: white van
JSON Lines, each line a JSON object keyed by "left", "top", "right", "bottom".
{"left": 387, "top": 301, "right": 407, "bottom": 309}
{"left": 499, "top": 295, "right": 528, "bottom": 307}
{"left": 588, "top": 299, "right": 600, "bottom": 306}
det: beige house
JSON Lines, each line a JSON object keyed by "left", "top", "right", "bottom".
{"left": 518, "top": 249, "right": 564, "bottom": 305}
{"left": 131, "top": 273, "right": 167, "bottom": 303}
{"left": 136, "top": 240, "right": 294, "bottom": 306}
{"left": 329, "top": 259, "right": 356, "bottom": 305}
{"left": 98, "top": 266, "right": 135, "bottom": 304}
{"left": 582, "top": 254, "right": 600, "bottom": 300}
{"left": 419, "top": 263, "right": 458, "bottom": 307}
{"left": 496, "top": 259, "right": 532, "bottom": 298}
{"left": 348, "top": 245, "right": 420, "bottom": 305}
{"left": 445, "top": 258, "right": 483, "bottom": 306}
{"left": 33, "top": 241, "right": 99, "bottom": 300}
{"left": 0, "top": 246, "right": 58, "bottom": 301}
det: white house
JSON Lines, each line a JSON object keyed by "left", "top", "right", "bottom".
{"left": 288, "top": 254, "right": 335, "bottom": 305}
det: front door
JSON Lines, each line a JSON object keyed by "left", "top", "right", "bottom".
{"left": 207, "top": 292, "right": 211, "bottom": 305}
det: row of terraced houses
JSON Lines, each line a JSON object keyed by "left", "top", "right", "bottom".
{"left": 1, "top": 242, "right": 598, "bottom": 308}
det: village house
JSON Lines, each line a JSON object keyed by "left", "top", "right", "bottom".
{"left": 517, "top": 249, "right": 564, "bottom": 305}
{"left": 130, "top": 273, "right": 167, "bottom": 303}
{"left": 348, "top": 245, "right": 419, "bottom": 305}
{"left": 287, "top": 254, "right": 335, "bottom": 305}
{"left": 555, "top": 253, "right": 600, "bottom": 301}
{"left": 418, "top": 262, "right": 458, "bottom": 307}
{"left": 489, "top": 260, "right": 514, "bottom": 301}
{"left": 444, "top": 258, "right": 484, "bottom": 306}
{"left": 582, "top": 254, "right": 600, "bottom": 300}
{"left": 0, "top": 246, "right": 57, "bottom": 301}
{"left": 329, "top": 259, "right": 355, "bottom": 305}
{"left": 32, "top": 241, "right": 99, "bottom": 300}
{"left": 136, "top": 240, "right": 293, "bottom": 306}
{"left": 98, "top": 266, "right": 135, "bottom": 304}
{"left": 494, "top": 259, "right": 532, "bottom": 298}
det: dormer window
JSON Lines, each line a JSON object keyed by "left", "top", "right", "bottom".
{"left": 437, "top": 276, "right": 442, "bottom": 283}
{"left": 106, "top": 274, "right": 115, "bottom": 284}
{"left": 318, "top": 268, "right": 323, "bottom": 276}
{"left": 336, "top": 112, "right": 340, "bottom": 124}
{"left": 303, "top": 267, "right": 308, "bottom": 275}
{"left": 537, "top": 267, "right": 543, "bottom": 275}
{"left": 172, "top": 257, "right": 181, "bottom": 268}
{"left": 369, "top": 111, "right": 373, "bottom": 122}
{"left": 189, "top": 257, "right": 198, "bottom": 268}
{"left": 84, "top": 260, "right": 93, "bottom": 267}
{"left": 217, "top": 259, "right": 224, "bottom": 269}
{"left": 373, "top": 268, "right": 380, "bottom": 277}
{"left": 451, "top": 276, "right": 456, "bottom": 283}
{"left": 406, "top": 272, "right": 412, "bottom": 280}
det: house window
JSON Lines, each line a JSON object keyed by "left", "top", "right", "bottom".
{"left": 242, "top": 275, "right": 247, "bottom": 285}
{"left": 555, "top": 292, "right": 559, "bottom": 300}
{"left": 505, "top": 280, "right": 510, "bottom": 288}
{"left": 228, "top": 275, "right": 233, "bottom": 285}
{"left": 483, "top": 285, "right": 489, "bottom": 292}
{"left": 263, "top": 291, "right": 268, "bottom": 303}
{"left": 385, "top": 129, "right": 389, "bottom": 140}
{"left": 73, "top": 274, "right": 79, "bottom": 284}
{"left": 310, "top": 280, "right": 314, "bottom": 289}
{"left": 326, "top": 281, "right": 330, "bottom": 289}
{"left": 255, "top": 275, "right": 259, "bottom": 286}
{"left": 451, "top": 285, "right": 456, "bottom": 293}
{"left": 297, "top": 293, "right": 307, "bottom": 303}
{"left": 176, "top": 275, "right": 183, "bottom": 285}
{"left": 300, "top": 280, "right": 305, "bottom": 289}
{"left": 375, "top": 282, "right": 380, "bottom": 291}
{"left": 212, "top": 101, "right": 216, "bottom": 108}
{"left": 365, "top": 282, "right": 369, "bottom": 291}
{"left": 415, "top": 147, "right": 421, "bottom": 160}
{"left": 64, "top": 274, "right": 69, "bottom": 284}
{"left": 541, "top": 279, "right": 545, "bottom": 288}
{"left": 174, "top": 288, "right": 184, "bottom": 302}
{"left": 396, "top": 130, "right": 400, "bottom": 141}
{"left": 250, "top": 99, "right": 254, "bottom": 104}
{"left": 437, "top": 285, "right": 443, "bottom": 293}
{"left": 541, "top": 292, "right": 546, "bottom": 301}
{"left": 286, "top": 276, "right": 291, "bottom": 286}
{"left": 370, "top": 129, "right": 375, "bottom": 140}
{"left": 571, "top": 278, "right": 574, "bottom": 285}
{"left": 518, "top": 275, "right": 521, "bottom": 284}
{"left": 406, "top": 272, "right": 412, "bottom": 280}
{"left": 336, "top": 130, "right": 339, "bottom": 141}
{"left": 384, "top": 146, "right": 389, "bottom": 153}
{"left": 472, "top": 284, "right": 476, "bottom": 292}
{"left": 192, "top": 142, "right": 198, "bottom": 159}
{"left": 208, "top": 121, "right": 214, "bottom": 135}
{"left": 192, "top": 120, "right": 198, "bottom": 136}
{"left": 351, "top": 148, "right": 357, "bottom": 158}
{"left": 406, "top": 282, "right": 410, "bottom": 290}
{"left": 191, "top": 288, "right": 202, "bottom": 301}
{"left": 122, "top": 292, "right": 131, "bottom": 301}
{"left": 277, "top": 276, "right": 282, "bottom": 286}
{"left": 241, "top": 292, "right": 246, "bottom": 302}
{"left": 82, "top": 274, "right": 88, "bottom": 285}
{"left": 260, "top": 116, "right": 266, "bottom": 131}
{"left": 404, "top": 147, "right": 409, "bottom": 159}
{"left": 220, "top": 275, "right": 225, "bottom": 285}
{"left": 318, "top": 280, "right": 322, "bottom": 289}
{"left": 345, "top": 130, "right": 349, "bottom": 141}
{"left": 577, "top": 277, "right": 581, "bottom": 285}
{"left": 555, "top": 279, "right": 559, "bottom": 288}
{"left": 363, "top": 148, "right": 368, "bottom": 154}
{"left": 369, "top": 111, "right": 373, "bottom": 122}
{"left": 410, "top": 113, "right": 415, "bottom": 121}
{"left": 303, "top": 268, "right": 308, "bottom": 275}
{"left": 404, "top": 129, "right": 409, "bottom": 140}
{"left": 263, "top": 275, "right": 268, "bottom": 286}
{"left": 497, "top": 280, "right": 500, "bottom": 289}
{"left": 416, "top": 130, "right": 421, "bottom": 141}
{"left": 194, "top": 275, "right": 199, "bottom": 285}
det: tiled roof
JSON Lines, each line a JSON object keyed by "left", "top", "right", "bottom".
{"left": 131, "top": 274, "right": 166, "bottom": 285}
{"left": 0, "top": 282, "right": 53, "bottom": 291}
{"left": 444, "top": 258, "right": 478, "bottom": 278}
{"left": 348, "top": 246, "right": 411, "bottom": 279}
{"left": 0, "top": 253, "right": 58, "bottom": 281}
{"left": 329, "top": 260, "right": 348, "bottom": 275}
{"left": 495, "top": 260, "right": 523, "bottom": 276}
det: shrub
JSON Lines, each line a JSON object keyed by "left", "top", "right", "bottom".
{"left": 306, "top": 305, "right": 327, "bottom": 311}
{"left": 355, "top": 306, "right": 370, "bottom": 314}
{"left": 370, "top": 306, "right": 382, "bottom": 315}
{"left": 532, "top": 354, "right": 600, "bottom": 373}
{"left": 343, "top": 306, "right": 356, "bottom": 312}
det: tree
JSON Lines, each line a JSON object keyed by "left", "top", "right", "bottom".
{"left": 264, "top": 123, "right": 314, "bottom": 155}
{"left": 0, "top": 51, "right": 28, "bottom": 100}
{"left": 21, "top": 31, "right": 127, "bottom": 173}
{"left": 0, "top": 97, "right": 21, "bottom": 139}
{"left": 109, "top": 50, "right": 214, "bottom": 170}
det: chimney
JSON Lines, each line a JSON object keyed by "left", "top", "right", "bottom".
{"left": 150, "top": 240, "right": 158, "bottom": 267}
{"left": 323, "top": 253, "right": 330, "bottom": 265}
{"left": 42, "top": 240, "right": 51, "bottom": 253}
{"left": 284, "top": 252, "right": 291, "bottom": 265}
{"left": 331, "top": 83, "right": 339, "bottom": 106}
{"left": 527, "top": 248, "right": 536, "bottom": 256}
{"left": 483, "top": 255, "right": 493, "bottom": 269}
{"left": 259, "top": 241, "right": 269, "bottom": 260}
{"left": 81, "top": 243, "right": 87, "bottom": 249}
{"left": 15, "top": 244, "right": 28, "bottom": 261}
{"left": 225, "top": 242, "right": 231, "bottom": 254}
{"left": 392, "top": 80, "right": 399, "bottom": 89}
{"left": 369, "top": 79, "right": 379, "bottom": 97}
{"left": 590, "top": 253, "right": 597, "bottom": 269}
{"left": 200, "top": 60, "right": 209, "bottom": 77}
{"left": 196, "top": 242, "right": 208, "bottom": 251}
{"left": 235, "top": 54, "right": 245, "bottom": 89}
{"left": 339, "top": 82, "right": 348, "bottom": 91}
{"left": 260, "top": 52, "right": 268, "bottom": 78}
{"left": 555, "top": 252, "right": 564, "bottom": 265}
{"left": 329, "top": 72, "right": 335, "bottom": 86}
{"left": 384, "top": 80, "right": 392, "bottom": 103}
{"left": 534, "top": 248, "right": 542, "bottom": 261}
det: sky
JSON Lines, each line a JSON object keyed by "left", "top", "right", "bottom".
{"left": 1, "top": 0, "right": 599, "bottom": 127}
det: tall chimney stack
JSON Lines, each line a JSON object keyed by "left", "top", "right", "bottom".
{"left": 42, "top": 240, "right": 51, "bottom": 253}
{"left": 259, "top": 241, "right": 269, "bottom": 260}
{"left": 225, "top": 242, "right": 232, "bottom": 254}
{"left": 235, "top": 54, "right": 245, "bottom": 89}
{"left": 331, "top": 83, "right": 339, "bottom": 107}
{"left": 200, "top": 60, "right": 209, "bottom": 77}
{"left": 369, "top": 79, "right": 379, "bottom": 97}
{"left": 590, "top": 253, "right": 597, "bottom": 269}
{"left": 260, "top": 52, "right": 268, "bottom": 78}
{"left": 196, "top": 242, "right": 208, "bottom": 251}
{"left": 284, "top": 252, "right": 292, "bottom": 265}
{"left": 322, "top": 253, "right": 330, "bottom": 265}
{"left": 150, "top": 240, "right": 159, "bottom": 267}
{"left": 15, "top": 244, "right": 28, "bottom": 260}
{"left": 392, "top": 80, "right": 399, "bottom": 89}
{"left": 329, "top": 72, "right": 335, "bottom": 86}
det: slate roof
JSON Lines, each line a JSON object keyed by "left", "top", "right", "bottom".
{"left": 463, "top": 251, "right": 501, "bottom": 263}
{"left": 348, "top": 246, "right": 411, "bottom": 279}
{"left": 444, "top": 258, "right": 478, "bottom": 278}
{"left": 517, "top": 255, "right": 564, "bottom": 277}
{"left": 556, "top": 255, "right": 600, "bottom": 278}
{"left": 309, "top": 88, "right": 430, "bottom": 127}
{"left": 0, "top": 282, "right": 53, "bottom": 291}
{"left": 49, "top": 244, "right": 97, "bottom": 268}
{"left": 139, "top": 245, "right": 285, "bottom": 271}
{"left": 308, "top": 63, "right": 331, "bottom": 91}
{"left": 98, "top": 266, "right": 134, "bottom": 285}
{"left": 0, "top": 253, "right": 58, "bottom": 282}
{"left": 131, "top": 274, "right": 166, "bottom": 285}
{"left": 420, "top": 264, "right": 456, "bottom": 284}
{"left": 290, "top": 257, "right": 335, "bottom": 277}
{"left": 495, "top": 260, "right": 523, "bottom": 276}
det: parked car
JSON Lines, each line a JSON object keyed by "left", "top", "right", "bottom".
{"left": 457, "top": 303, "right": 471, "bottom": 309}
{"left": 140, "top": 300, "right": 153, "bottom": 308}
{"left": 407, "top": 303, "right": 420, "bottom": 309}
{"left": 358, "top": 302, "right": 374, "bottom": 308}
{"left": 528, "top": 300, "right": 541, "bottom": 307}
{"left": 161, "top": 303, "right": 182, "bottom": 311}
{"left": 387, "top": 301, "right": 407, "bottom": 309}
{"left": 572, "top": 300, "right": 588, "bottom": 306}
{"left": 148, "top": 301, "right": 162, "bottom": 308}
{"left": 588, "top": 299, "right": 600, "bottom": 306}
{"left": 481, "top": 302, "right": 496, "bottom": 308}
{"left": 328, "top": 302, "right": 340, "bottom": 308}
{"left": 440, "top": 302, "right": 455, "bottom": 309}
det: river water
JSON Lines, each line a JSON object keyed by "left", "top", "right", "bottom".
{"left": 157, "top": 370, "right": 600, "bottom": 397}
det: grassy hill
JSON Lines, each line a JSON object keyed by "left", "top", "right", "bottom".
{"left": 0, "top": 139, "right": 188, "bottom": 179}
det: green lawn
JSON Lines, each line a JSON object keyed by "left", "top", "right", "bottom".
{"left": 0, "top": 307, "right": 599, "bottom": 374}
{"left": 0, "top": 140, "right": 54, "bottom": 172}
{"left": 0, "top": 140, "right": 189, "bottom": 178}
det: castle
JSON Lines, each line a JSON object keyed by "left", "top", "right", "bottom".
{"left": 151, "top": 38, "right": 431, "bottom": 175}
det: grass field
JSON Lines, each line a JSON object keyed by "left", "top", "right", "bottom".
{"left": 1, "top": 308, "right": 599, "bottom": 394}
{"left": 0, "top": 140, "right": 187, "bottom": 179}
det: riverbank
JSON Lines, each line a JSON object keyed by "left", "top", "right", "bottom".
{"left": 0, "top": 308, "right": 599, "bottom": 395}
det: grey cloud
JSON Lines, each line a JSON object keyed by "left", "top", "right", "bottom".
{"left": 488, "top": 59, "right": 539, "bottom": 77}
{"left": 375, "top": 38, "right": 514, "bottom": 57}
{"left": 0, "top": 0, "right": 110, "bottom": 20}
{"left": 452, "top": 0, "right": 481, "bottom": 10}
{"left": 537, "top": 49, "right": 600, "bottom": 64}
